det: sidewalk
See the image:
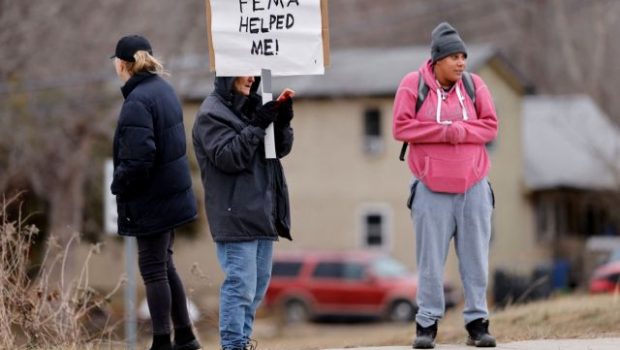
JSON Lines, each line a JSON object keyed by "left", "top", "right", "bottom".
{"left": 322, "top": 338, "right": 620, "bottom": 350}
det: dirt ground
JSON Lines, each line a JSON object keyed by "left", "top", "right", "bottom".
{"left": 193, "top": 317, "right": 414, "bottom": 350}
{"left": 185, "top": 293, "right": 620, "bottom": 350}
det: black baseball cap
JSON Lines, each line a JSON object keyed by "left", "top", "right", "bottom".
{"left": 110, "top": 35, "right": 153, "bottom": 62}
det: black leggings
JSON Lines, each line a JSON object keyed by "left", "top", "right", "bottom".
{"left": 137, "top": 230, "right": 191, "bottom": 335}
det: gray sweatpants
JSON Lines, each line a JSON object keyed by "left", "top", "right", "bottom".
{"left": 410, "top": 178, "right": 494, "bottom": 327}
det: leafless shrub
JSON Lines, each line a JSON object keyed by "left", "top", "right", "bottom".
{"left": 0, "top": 193, "right": 123, "bottom": 349}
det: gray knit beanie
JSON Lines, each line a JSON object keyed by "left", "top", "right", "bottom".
{"left": 431, "top": 22, "right": 467, "bottom": 63}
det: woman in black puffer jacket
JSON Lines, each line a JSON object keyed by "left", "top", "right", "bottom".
{"left": 110, "top": 34, "right": 200, "bottom": 350}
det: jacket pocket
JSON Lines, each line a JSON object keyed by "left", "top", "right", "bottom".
{"left": 426, "top": 156, "right": 477, "bottom": 193}
{"left": 406, "top": 180, "right": 419, "bottom": 210}
{"left": 117, "top": 201, "right": 138, "bottom": 228}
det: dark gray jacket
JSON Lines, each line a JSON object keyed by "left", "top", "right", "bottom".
{"left": 192, "top": 77, "right": 293, "bottom": 242}
{"left": 112, "top": 72, "right": 197, "bottom": 236}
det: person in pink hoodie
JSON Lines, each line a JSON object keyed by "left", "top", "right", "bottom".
{"left": 393, "top": 22, "right": 498, "bottom": 348}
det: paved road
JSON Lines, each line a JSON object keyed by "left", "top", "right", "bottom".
{"left": 322, "top": 338, "right": 620, "bottom": 350}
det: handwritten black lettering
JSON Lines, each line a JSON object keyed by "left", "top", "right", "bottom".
{"left": 263, "top": 38, "right": 275, "bottom": 55}
{"left": 269, "top": 14, "right": 284, "bottom": 28}
{"left": 268, "top": 0, "right": 285, "bottom": 9}
{"left": 239, "top": 14, "right": 295, "bottom": 33}
{"left": 251, "top": 38, "right": 279, "bottom": 56}
{"left": 239, "top": 0, "right": 248, "bottom": 13}
{"left": 241, "top": 0, "right": 301, "bottom": 12}
{"left": 285, "top": 13, "right": 294, "bottom": 28}
{"left": 239, "top": 16, "right": 249, "bottom": 32}
{"left": 253, "top": 0, "right": 265, "bottom": 11}
{"left": 269, "top": 0, "right": 300, "bottom": 8}
{"left": 237, "top": 0, "right": 300, "bottom": 57}
{"left": 251, "top": 40, "right": 263, "bottom": 55}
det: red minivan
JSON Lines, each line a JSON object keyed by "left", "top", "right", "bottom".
{"left": 264, "top": 250, "right": 458, "bottom": 323}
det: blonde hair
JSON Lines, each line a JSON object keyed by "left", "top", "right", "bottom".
{"left": 123, "top": 50, "right": 168, "bottom": 76}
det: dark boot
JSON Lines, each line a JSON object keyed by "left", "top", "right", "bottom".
{"left": 149, "top": 334, "right": 172, "bottom": 350}
{"left": 173, "top": 339, "right": 202, "bottom": 350}
{"left": 465, "top": 318, "right": 496, "bottom": 347}
{"left": 173, "top": 326, "right": 202, "bottom": 350}
{"left": 413, "top": 322, "right": 437, "bottom": 349}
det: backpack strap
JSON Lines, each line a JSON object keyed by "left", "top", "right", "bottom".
{"left": 398, "top": 72, "right": 477, "bottom": 162}
{"left": 415, "top": 72, "right": 430, "bottom": 113}
{"left": 462, "top": 71, "right": 476, "bottom": 104}
{"left": 399, "top": 74, "right": 429, "bottom": 161}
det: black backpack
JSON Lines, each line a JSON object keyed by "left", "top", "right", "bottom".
{"left": 398, "top": 71, "right": 476, "bottom": 161}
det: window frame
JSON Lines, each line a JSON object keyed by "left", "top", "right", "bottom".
{"left": 362, "top": 106, "right": 384, "bottom": 156}
{"left": 357, "top": 203, "right": 393, "bottom": 251}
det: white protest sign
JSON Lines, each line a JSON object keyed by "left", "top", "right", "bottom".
{"left": 207, "top": 0, "right": 327, "bottom": 76}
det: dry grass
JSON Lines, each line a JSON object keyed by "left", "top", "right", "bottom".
{"left": 438, "top": 293, "right": 620, "bottom": 344}
{"left": 0, "top": 194, "right": 123, "bottom": 349}
{"left": 204, "top": 293, "right": 620, "bottom": 350}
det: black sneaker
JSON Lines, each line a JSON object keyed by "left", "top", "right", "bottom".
{"left": 149, "top": 334, "right": 172, "bottom": 350}
{"left": 172, "top": 339, "right": 202, "bottom": 350}
{"left": 465, "top": 318, "right": 496, "bottom": 347}
{"left": 413, "top": 322, "right": 437, "bottom": 349}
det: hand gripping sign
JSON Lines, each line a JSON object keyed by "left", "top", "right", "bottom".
{"left": 206, "top": 0, "right": 329, "bottom": 158}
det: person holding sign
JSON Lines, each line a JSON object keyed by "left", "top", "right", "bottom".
{"left": 393, "top": 23, "right": 498, "bottom": 348}
{"left": 110, "top": 35, "right": 201, "bottom": 350}
{"left": 192, "top": 76, "right": 294, "bottom": 350}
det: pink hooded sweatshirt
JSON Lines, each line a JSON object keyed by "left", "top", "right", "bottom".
{"left": 392, "top": 59, "right": 498, "bottom": 194}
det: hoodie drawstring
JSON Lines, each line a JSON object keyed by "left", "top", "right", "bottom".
{"left": 435, "top": 83, "right": 469, "bottom": 124}
{"left": 455, "top": 84, "right": 469, "bottom": 121}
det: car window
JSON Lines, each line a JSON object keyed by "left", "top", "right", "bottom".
{"left": 343, "top": 263, "right": 365, "bottom": 280}
{"left": 312, "top": 262, "right": 365, "bottom": 281}
{"left": 272, "top": 261, "right": 303, "bottom": 277}
{"left": 371, "top": 256, "right": 409, "bottom": 277}
{"left": 312, "top": 262, "right": 342, "bottom": 278}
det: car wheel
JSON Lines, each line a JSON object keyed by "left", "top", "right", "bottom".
{"left": 283, "top": 299, "right": 309, "bottom": 324}
{"left": 388, "top": 300, "right": 416, "bottom": 322}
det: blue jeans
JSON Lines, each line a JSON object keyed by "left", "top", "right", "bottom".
{"left": 216, "top": 240, "right": 274, "bottom": 350}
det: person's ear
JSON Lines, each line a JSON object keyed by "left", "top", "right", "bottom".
{"left": 119, "top": 61, "right": 128, "bottom": 74}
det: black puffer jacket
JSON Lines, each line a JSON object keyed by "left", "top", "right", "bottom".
{"left": 112, "top": 72, "right": 197, "bottom": 236}
{"left": 192, "top": 77, "right": 293, "bottom": 242}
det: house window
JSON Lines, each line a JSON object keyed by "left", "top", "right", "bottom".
{"left": 535, "top": 196, "right": 556, "bottom": 242}
{"left": 359, "top": 204, "right": 392, "bottom": 250}
{"left": 363, "top": 107, "right": 384, "bottom": 155}
{"left": 366, "top": 214, "right": 383, "bottom": 246}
